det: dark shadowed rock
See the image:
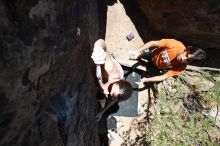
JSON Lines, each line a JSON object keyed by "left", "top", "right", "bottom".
{"left": 0, "top": 0, "right": 100, "bottom": 146}
{"left": 137, "top": 0, "right": 220, "bottom": 48}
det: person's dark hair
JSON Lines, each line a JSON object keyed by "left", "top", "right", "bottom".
{"left": 187, "top": 45, "right": 206, "bottom": 61}
{"left": 114, "top": 80, "right": 132, "bottom": 102}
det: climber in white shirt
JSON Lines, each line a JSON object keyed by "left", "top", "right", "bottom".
{"left": 91, "top": 39, "right": 132, "bottom": 108}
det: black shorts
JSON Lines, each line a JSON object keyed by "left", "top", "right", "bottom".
{"left": 139, "top": 49, "right": 154, "bottom": 64}
{"left": 96, "top": 90, "right": 106, "bottom": 100}
{"left": 140, "top": 48, "right": 162, "bottom": 75}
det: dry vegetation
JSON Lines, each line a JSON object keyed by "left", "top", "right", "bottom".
{"left": 120, "top": 71, "right": 220, "bottom": 146}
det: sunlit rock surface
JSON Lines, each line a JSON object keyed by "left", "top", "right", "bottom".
{"left": 137, "top": 0, "right": 220, "bottom": 48}
{"left": 0, "top": 0, "right": 99, "bottom": 146}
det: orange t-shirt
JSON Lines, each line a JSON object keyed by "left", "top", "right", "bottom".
{"left": 151, "top": 39, "right": 187, "bottom": 77}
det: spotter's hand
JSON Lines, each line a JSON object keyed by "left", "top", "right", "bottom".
{"left": 140, "top": 77, "right": 149, "bottom": 83}
{"left": 129, "top": 52, "right": 141, "bottom": 60}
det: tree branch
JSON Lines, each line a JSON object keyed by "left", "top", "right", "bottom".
{"left": 186, "top": 65, "right": 220, "bottom": 72}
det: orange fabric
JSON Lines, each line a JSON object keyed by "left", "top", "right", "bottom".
{"left": 151, "top": 39, "right": 187, "bottom": 77}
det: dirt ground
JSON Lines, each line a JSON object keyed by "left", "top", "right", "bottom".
{"left": 104, "top": 1, "right": 145, "bottom": 54}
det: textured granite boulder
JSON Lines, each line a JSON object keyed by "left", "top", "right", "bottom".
{"left": 137, "top": 0, "right": 220, "bottom": 48}
{"left": 0, "top": 0, "right": 99, "bottom": 146}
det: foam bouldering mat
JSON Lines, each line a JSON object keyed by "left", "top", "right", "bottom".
{"left": 111, "top": 67, "right": 140, "bottom": 117}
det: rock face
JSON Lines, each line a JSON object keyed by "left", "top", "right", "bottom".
{"left": 137, "top": 0, "right": 220, "bottom": 48}
{"left": 0, "top": 0, "right": 99, "bottom": 146}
